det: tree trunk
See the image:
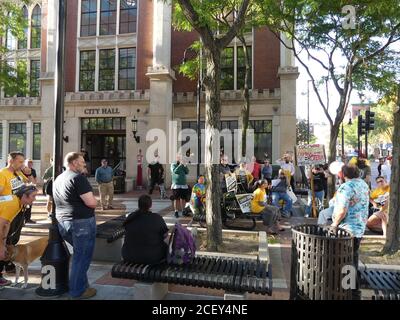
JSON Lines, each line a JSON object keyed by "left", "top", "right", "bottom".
{"left": 327, "top": 124, "right": 340, "bottom": 200}
{"left": 203, "top": 48, "right": 223, "bottom": 251}
{"left": 239, "top": 35, "right": 251, "bottom": 158}
{"left": 383, "top": 85, "right": 400, "bottom": 254}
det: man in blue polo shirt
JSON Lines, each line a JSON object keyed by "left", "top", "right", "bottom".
{"left": 95, "top": 159, "right": 114, "bottom": 210}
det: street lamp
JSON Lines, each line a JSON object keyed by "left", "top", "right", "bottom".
{"left": 182, "top": 46, "right": 202, "bottom": 177}
{"left": 131, "top": 116, "right": 140, "bottom": 143}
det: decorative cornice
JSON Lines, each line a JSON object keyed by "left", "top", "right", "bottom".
{"left": 65, "top": 90, "right": 150, "bottom": 102}
{"left": 146, "top": 66, "right": 176, "bottom": 81}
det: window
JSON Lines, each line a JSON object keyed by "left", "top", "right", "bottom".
{"left": 220, "top": 47, "right": 234, "bottom": 90}
{"left": 0, "top": 124, "right": 3, "bottom": 158}
{"left": 237, "top": 46, "right": 252, "bottom": 90}
{"left": 31, "top": 5, "right": 41, "bottom": 49}
{"left": 220, "top": 46, "right": 253, "bottom": 90}
{"left": 81, "top": 117, "right": 125, "bottom": 131}
{"left": 120, "top": 0, "right": 137, "bottom": 34}
{"left": 6, "top": 27, "right": 16, "bottom": 51}
{"left": 81, "top": 0, "right": 97, "bottom": 37}
{"left": 79, "top": 51, "right": 96, "bottom": 91}
{"left": 249, "top": 120, "right": 272, "bottom": 161}
{"left": 99, "top": 49, "right": 115, "bottom": 91}
{"left": 9, "top": 123, "right": 27, "bottom": 154}
{"left": 118, "top": 48, "right": 135, "bottom": 90}
{"left": 18, "top": 6, "right": 29, "bottom": 49}
{"left": 100, "top": 0, "right": 117, "bottom": 35}
{"left": 33, "top": 123, "right": 41, "bottom": 160}
{"left": 4, "top": 60, "right": 16, "bottom": 97}
{"left": 30, "top": 60, "right": 40, "bottom": 97}
{"left": 181, "top": 120, "right": 238, "bottom": 163}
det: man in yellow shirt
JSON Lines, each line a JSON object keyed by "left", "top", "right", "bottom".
{"left": 0, "top": 185, "right": 38, "bottom": 285}
{"left": 0, "top": 152, "right": 32, "bottom": 196}
{"left": 251, "top": 179, "right": 283, "bottom": 234}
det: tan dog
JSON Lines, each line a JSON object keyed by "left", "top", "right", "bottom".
{"left": 6, "top": 236, "right": 48, "bottom": 288}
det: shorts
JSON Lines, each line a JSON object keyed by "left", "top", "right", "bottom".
{"left": 172, "top": 188, "right": 190, "bottom": 201}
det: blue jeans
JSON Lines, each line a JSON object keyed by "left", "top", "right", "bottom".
{"left": 272, "top": 192, "right": 293, "bottom": 214}
{"left": 306, "top": 190, "right": 325, "bottom": 216}
{"left": 317, "top": 206, "right": 334, "bottom": 225}
{"left": 57, "top": 216, "right": 96, "bottom": 297}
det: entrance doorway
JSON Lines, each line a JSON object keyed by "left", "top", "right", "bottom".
{"left": 81, "top": 117, "right": 126, "bottom": 175}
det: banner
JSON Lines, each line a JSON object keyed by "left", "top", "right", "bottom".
{"left": 235, "top": 194, "right": 253, "bottom": 214}
{"left": 225, "top": 173, "right": 237, "bottom": 193}
{"left": 295, "top": 144, "right": 326, "bottom": 166}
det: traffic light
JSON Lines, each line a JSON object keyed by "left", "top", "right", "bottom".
{"left": 366, "top": 110, "right": 375, "bottom": 131}
{"left": 358, "top": 115, "right": 366, "bottom": 136}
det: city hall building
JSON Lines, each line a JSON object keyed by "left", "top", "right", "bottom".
{"left": 0, "top": 0, "right": 299, "bottom": 190}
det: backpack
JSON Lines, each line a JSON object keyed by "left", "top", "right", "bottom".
{"left": 167, "top": 222, "right": 196, "bottom": 265}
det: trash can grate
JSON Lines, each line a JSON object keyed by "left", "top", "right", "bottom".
{"left": 290, "top": 224, "right": 354, "bottom": 300}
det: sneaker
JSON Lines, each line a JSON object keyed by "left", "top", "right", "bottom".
{"left": 0, "top": 276, "right": 11, "bottom": 287}
{"left": 70, "top": 287, "right": 97, "bottom": 300}
{"left": 25, "top": 219, "right": 36, "bottom": 224}
{"left": 174, "top": 211, "right": 179, "bottom": 218}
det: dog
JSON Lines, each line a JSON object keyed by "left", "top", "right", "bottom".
{"left": 6, "top": 236, "right": 48, "bottom": 288}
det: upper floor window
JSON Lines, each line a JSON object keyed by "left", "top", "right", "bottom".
{"left": 99, "top": 49, "right": 116, "bottom": 90}
{"left": 220, "top": 47, "right": 234, "bottom": 90}
{"left": 6, "top": 23, "right": 16, "bottom": 51}
{"left": 120, "top": 0, "right": 137, "bottom": 34}
{"left": 100, "top": 0, "right": 117, "bottom": 35}
{"left": 220, "top": 45, "right": 252, "bottom": 90}
{"left": 31, "top": 5, "right": 41, "bottom": 49}
{"left": 81, "top": 0, "right": 97, "bottom": 37}
{"left": 30, "top": 60, "right": 41, "bottom": 97}
{"left": 79, "top": 50, "right": 96, "bottom": 91}
{"left": 118, "top": 48, "right": 135, "bottom": 90}
{"left": 18, "top": 6, "right": 29, "bottom": 49}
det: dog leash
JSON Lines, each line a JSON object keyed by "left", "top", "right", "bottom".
{"left": 6, "top": 205, "right": 27, "bottom": 242}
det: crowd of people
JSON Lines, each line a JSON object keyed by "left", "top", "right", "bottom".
{"left": 0, "top": 147, "right": 393, "bottom": 299}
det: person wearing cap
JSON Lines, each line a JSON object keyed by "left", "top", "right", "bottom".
{"left": 276, "top": 153, "right": 296, "bottom": 192}
{"left": 0, "top": 185, "right": 38, "bottom": 282}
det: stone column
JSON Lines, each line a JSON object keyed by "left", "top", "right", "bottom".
{"left": 278, "top": 37, "right": 299, "bottom": 159}
{"left": 26, "top": 120, "right": 33, "bottom": 159}
{"left": 145, "top": 0, "right": 175, "bottom": 189}
{"left": 1, "top": 120, "right": 8, "bottom": 161}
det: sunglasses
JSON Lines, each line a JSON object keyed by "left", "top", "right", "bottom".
{"left": 376, "top": 180, "right": 384, "bottom": 184}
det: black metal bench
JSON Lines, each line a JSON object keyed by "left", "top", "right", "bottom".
{"left": 111, "top": 254, "right": 272, "bottom": 296}
{"left": 96, "top": 215, "right": 126, "bottom": 243}
{"left": 360, "top": 269, "right": 400, "bottom": 300}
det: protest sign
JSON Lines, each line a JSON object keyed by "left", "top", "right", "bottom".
{"left": 225, "top": 173, "right": 237, "bottom": 193}
{"left": 235, "top": 194, "right": 253, "bottom": 214}
{"left": 294, "top": 144, "right": 326, "bottom": 166}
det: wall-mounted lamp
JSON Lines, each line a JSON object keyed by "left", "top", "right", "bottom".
{"left": 63, "top": 136, "right": 69, "bottom": 143}
{"left": 131, "top": 116, "right": 140, "bottom": 143}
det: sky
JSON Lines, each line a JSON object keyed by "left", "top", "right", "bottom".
{"left": 295, "top": 49, "right": 380, "bottom": 125}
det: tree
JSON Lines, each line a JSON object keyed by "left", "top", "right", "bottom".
{"left": 383, "top": 85, "right": 400, "bottom": 254}
{"left": 369, "top": 99, "right": 395, "bottom": 146}
{"left": 341, "top": 118, "right": 358, "bottom": 149}
{"left": 0, "top": 0, "right": 29, "bottom": 97}
{"left": 259, "top": 0, "right": 400, "bottom": 199}
{"left": 173, "top": 0, "right": 251, "bottom": 250}
{"left": 296, "top": 119, "right": 316, "bottom": 145}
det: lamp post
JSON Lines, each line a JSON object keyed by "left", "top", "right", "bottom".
{"left": 307, "top": 80, "right": 310, "bottom": 144}
{"left": 182, "top": 47, "right": 202, "bottom": 177}
{"left": 36, "top": 0, "right": 70, "bottom": 297}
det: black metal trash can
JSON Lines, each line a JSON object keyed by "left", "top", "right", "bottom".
{"left": 290, "top": 224, "right": 354, "bottom": 300}
{"left": 113, "top": 176, "right": 125, "bottom": 194}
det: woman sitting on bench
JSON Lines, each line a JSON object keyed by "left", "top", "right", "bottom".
{"left": 251, "top": 179, "right": 284, "bottom": 235}
{"left": 122, "top": 195, "right": 169, "bottom": 265}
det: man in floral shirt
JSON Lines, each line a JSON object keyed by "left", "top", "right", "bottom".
{"left": 331, "top": 164, "right": 369, "bottom": 300}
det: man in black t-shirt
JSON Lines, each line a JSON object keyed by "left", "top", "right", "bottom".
{"left": 147, "top": 157, "right": 167, "bottom": 199}
{"left": 53, "top": 152, "right": 98, "bottom": 299}
{"left": 122, "top": 195, "right": 168, "bottom": 264}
